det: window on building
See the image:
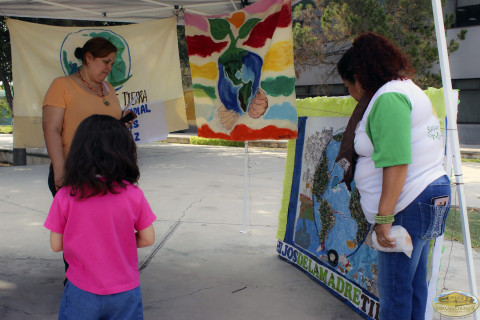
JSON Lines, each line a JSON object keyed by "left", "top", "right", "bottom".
{"left": 453, "top": 78, "right": 480, "bottom": 124}
{"left": 295, "top": 84, "right": 347, "bottom": 99}
{"left": 456, "top": 0, "right": 480, "bottom": 27}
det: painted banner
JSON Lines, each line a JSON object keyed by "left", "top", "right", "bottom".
{"left": 8, "top": 18, "right": 187, "bottom": 148}
{"left": 184, "top": 0, "right": 298, "bottom": 141}
{"left": 127, "top": 99, "right": 168, "bottom": 144}
{"left": 276, "top": 89, "right": 448, "bottom": 319}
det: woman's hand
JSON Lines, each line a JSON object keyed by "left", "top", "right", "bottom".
{"left": 375, "top": 223, "right": 396, "bottom": 248}
{"left": 121, "top": 110, "right": 135, "bottom": 129}
{"left": 53, "top": 166, "right": 65, "bottom": 190}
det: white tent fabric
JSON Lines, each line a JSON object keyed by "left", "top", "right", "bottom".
{"left": 0, "top": 0, "right": 251, "bottom": 23}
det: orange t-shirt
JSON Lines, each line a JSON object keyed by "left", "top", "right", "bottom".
{"left": 43, "top": 76, "right": 122, "bottom": 157}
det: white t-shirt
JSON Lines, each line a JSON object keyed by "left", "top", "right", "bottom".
{"left": 354, "top": 79, "right": 446, "bottom": 223}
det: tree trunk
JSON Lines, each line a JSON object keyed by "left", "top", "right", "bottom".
{"left": 0, "top": 69, "right": 13, "bottom": 112}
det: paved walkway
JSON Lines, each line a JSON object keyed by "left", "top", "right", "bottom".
{"left": 0, "top": 138, "right": 479, "bottom": 320}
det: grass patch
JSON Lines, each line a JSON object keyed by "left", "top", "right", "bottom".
{"left": 190, "top": 137, "right": 245, "bottom": 147}
{"left": 0, "top": 125, "right": 12, "bottom": 134}
{"left": 461, "top": 158, "right": 480, "bottom": 163}
{"left": 444, "top": 208, "right": 480, "bottom": 250}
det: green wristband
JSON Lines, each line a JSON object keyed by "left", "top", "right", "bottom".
{"left": 374, "top": 213, "right": 395, "bottom": 224}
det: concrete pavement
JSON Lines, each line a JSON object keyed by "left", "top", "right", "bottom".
{"left": 0, "top": 140, "right": 479, "bottom": 320}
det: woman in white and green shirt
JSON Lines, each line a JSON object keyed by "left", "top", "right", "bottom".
{"left": 337, "top": 32, "right": 451, "bottom": 320}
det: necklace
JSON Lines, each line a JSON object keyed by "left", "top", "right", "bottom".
{"left": 78, "top": 71, "right": 110, "bottom": 106}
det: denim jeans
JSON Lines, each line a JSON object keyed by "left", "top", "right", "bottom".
{"left": 377, "top": 175, "right": 451, "bottom": 320}
{"left": 58, "top": 281, "right": 144, "bottom": 320}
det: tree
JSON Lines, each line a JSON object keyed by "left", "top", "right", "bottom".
{"left": 0, "top": 19, "right": 13, "bottom": 112}
{"left": 293, "top": 0, "right": 467, "bottom": 89}
{"left": 177, "top": 25, "right": 192, "bottom": 89}
{"left": 0, "top": 99, "right": 12, "bottom": 124}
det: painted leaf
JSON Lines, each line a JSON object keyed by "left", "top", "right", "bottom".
{"left": 238, "top": 18, "right": 261, "bottom": 39}
{"left": 209, "top": 19, "right": 231, "bottom": 40}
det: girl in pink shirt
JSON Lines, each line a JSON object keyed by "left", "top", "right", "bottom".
{"left": 45, "top": 114, "right": 156, "bottom": 320}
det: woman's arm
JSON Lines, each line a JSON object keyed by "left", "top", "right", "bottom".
{"left": 136, "top": 225, "right": 155, "bottom": 248}
{"left": 376, "top": 164, "right": 408, "bottom": 248}
{"left": 50, "top": 231, "right": 63, "bottom": 252}
{"left": 42, "top": 106, "right": 66, "bottom": 189}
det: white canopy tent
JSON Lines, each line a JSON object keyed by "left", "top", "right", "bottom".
{"left": 0, "top": 0, "right": 250, "bottom": 23}
{"left": 1, "top": 0, "right": 477, "bottom": 317}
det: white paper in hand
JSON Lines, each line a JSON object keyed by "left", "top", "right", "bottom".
{"left": 372, "top": 225, "right": 413, "bottom": 258}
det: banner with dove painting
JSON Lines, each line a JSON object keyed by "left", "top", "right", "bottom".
{"left": 184, "top": 0, "right": 298, "bottom": 141}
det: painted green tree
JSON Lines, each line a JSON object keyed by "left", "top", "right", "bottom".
{"left": 293, "top": 0, "right": 466, "bottom": 89}
{"left": 349, "top": 187, "right": 369, "bottom": 245}
{"left": 312, "top": 149, "right": 330, "bottom": 198}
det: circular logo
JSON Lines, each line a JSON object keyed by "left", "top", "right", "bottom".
{"left": 59, "top": 29, "right": 132, "bottom": 90}
{"left": 433, "top": 290, "right": 479, "bottom": 317}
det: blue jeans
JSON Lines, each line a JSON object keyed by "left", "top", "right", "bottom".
{"left": 377, "top": 175, "right": 451, "bottom": 320}
{"left": 58, "top": 281, "right": 144, "bottom": 320}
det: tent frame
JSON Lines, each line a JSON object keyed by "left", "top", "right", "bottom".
{"left": 431, "top": 0, "right": 478, "bottom": 309}
{"left": 3, "top": 1, "right": 477, "bottom": 318}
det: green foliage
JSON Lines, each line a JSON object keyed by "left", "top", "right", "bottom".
{"left": 177, "top": 25, "right": 192, "bottom": 89}
{"left": 461, "top": 158, "right": 480, "bottom": 163}
{"left": 293, "top": 0, "right": 467, "bottom": 89}
{"left": 189, "top": 137, "right": 244, "bottom": 147}
{"left": 0, "top": 99, "right": 11, "bottom": 124}
{"left": 0, "top": 125, "right": 12, "bottom": 134}
{"left": 445, "top": 208, "right": 480, "bottom": 250}
{"left": 0, "top": 19, "right": 13, "bottom": 111}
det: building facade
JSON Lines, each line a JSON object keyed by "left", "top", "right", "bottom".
{"left": 295, "top": 1, "right": 480, "bottom": 145}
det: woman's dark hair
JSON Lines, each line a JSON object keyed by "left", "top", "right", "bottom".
{"left": 64, "top": 114, "right": 139, "bottom": 198}
{"left": 337, "top": 32, "right": 415, "bottom": 96}
{"left": 337, "top": 47, "right": 355, "bottom": 85}
{"left": 74, "top": 37, "right": 117, "bottom": 65}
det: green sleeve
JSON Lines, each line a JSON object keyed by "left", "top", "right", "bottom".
{"left": 366, "top": 92, "right": 412, "bottom": 168}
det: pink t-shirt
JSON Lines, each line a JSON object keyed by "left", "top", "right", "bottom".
{"left": 44, "top": 183, "right": 156, "bottom": 295}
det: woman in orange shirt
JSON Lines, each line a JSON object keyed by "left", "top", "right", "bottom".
{"left": 42, "top": 37, "right": 123, "bottom": 196}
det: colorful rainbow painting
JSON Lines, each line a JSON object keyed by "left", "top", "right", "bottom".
{"left": 185, "top": 0, "right": 298, "bottom": 141}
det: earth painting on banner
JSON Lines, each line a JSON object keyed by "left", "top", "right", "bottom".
{"left": 185, "top": 0, "right": 297, "bottom": 141}
{"left": 283, "top": 114, "right": 380, "bottom": 319}
{"left": 7, "top": 18, "right": 184, "bottom": 147}
{"left": 60, "top": 29, "right": 132, "bottom": 90}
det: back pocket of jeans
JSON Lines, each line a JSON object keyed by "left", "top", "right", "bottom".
{"left": 418, "top": 203, "right": 450, "bottom": 240}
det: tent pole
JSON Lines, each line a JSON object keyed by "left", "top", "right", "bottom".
{"left": 241, "top": 141, "right": 248, "bottom": 233}
{"left": 431, "top": 0, "right": 478, "bottom": 305}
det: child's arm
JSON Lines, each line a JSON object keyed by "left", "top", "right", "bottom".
{"left": 136, "top": 225, "right": 155, "bottom": 248}
{"left": 50, "top": 231, "right": 63, "bottom": 252}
